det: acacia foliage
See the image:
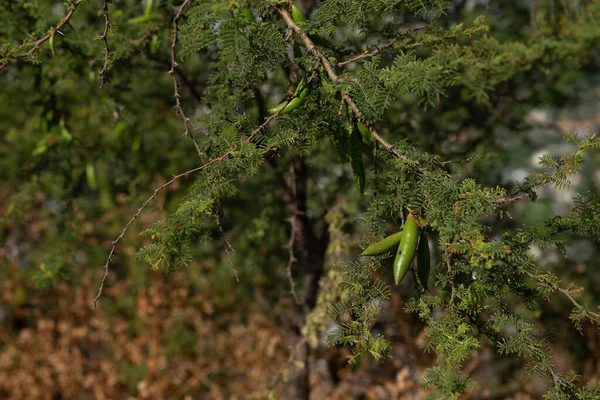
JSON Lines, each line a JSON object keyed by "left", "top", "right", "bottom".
{"left": 2, "top": 0, "right": 600, "bottom": 398}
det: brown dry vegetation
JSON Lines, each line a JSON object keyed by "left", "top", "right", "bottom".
{"left": 2, "top": 264, "right": 598, "bottom": 399}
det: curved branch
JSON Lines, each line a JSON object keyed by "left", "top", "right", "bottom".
{"left": 92, "top": 93, "right": 301, "bottom": 309}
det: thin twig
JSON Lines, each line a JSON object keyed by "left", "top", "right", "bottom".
{"left": 446, "top": 257, "right": 455, "bottom": 304}
{"left": 0, "top": 0, "right": 87, "bottom": 73}
{"left": 92, "top": 154, "right": 227, "bottom": 309}
{"left": 522, "top": 269, "right": 600, "bottom": 319}
{"left": 494, "top": 193, "right": 529, "bottom": 204}
{"left": 276, "top": 6, "right": 405, "bottom": 160}
{"left": 216, "top": 205, "right": 239, "bottom": 281}
{"left": 439, "top": 154, "right": 484, "bottom": 167}
{"left": 92, "top": 93, "right": 300, "bottom": 309}
{"left": 558, "top": 286, "right": 600, "bottom": 319}
{"left": 337, "top": 25, "right": 426, "bottom": 68}
{"left": 168, "top": 0, "right": 204, "bottom": 156}
{"left": 98, "top": 0, "right": 112, "bottom": 87}
{"left": 265, "top": 337, "right": 308, "bottom": 392}
{"left": 494, "top": 170, "right": 562, "bottom": 205}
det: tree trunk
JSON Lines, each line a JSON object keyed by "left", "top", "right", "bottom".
{"left": 286, "top": 156, "right": 329, "bottom": 400}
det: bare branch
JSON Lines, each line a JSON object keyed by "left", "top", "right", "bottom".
{"left": 169, "top": 0, "right": 204, "bottom": 156}
{"left": 92, "top": 154, "right": 228, "bottom": 309}
{"left": 558, "top": 286, "right": 600, "bottom": 319}
{"left": 494, "top": 193, "right": 529, "bottom": 205}
{"left": 98, "top": 0, "right": 112, "bottom": 88}
{"left": 439, "top": 155, "right": 484, "bottom": 167}
{"left": 523, "top": 269, "right": 600, "bottom": 320}
{"left": 216, "top": 206, "right": 239, "bottom": 282}
{"left": 92, "top": 95, "right": 299, "bottom": 309}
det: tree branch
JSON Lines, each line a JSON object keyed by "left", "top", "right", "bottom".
{"left": 92, "top": 92, "right": 302, "bottom": 309}
{"left": 0, "top": 0, "right": 87, "bottom": 73}
{"left": 92, "top": 154, "right": 228, "bottom": 309}
{"left": 216, "top": 205, "right": 239, "bottom": 282}
{"left": 558, "top": 286, "right": 600, "bottom": 319}
{"left": 276, "top": 6, "right": 405, "bottom": 160}
{"left": 522, "top": 269, "right": 600, "bottom": 320}
{"left": 337, "top": 25, "right": 426, "bottom": 67}
{"left": 169, "top": 0, "right": 204, "bottom": 156}
{"left": 98, "top": 0, "right": 112, "bottom": 88}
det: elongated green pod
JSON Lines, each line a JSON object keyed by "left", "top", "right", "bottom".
{"left": 393, "top": 214, "right": 419, "bottom": 285}
{"left": 332, "top": 127, "right": 350, "bottom": 162}
{"left": 150, "top": 34, "right": 160, "bottom": 55}
{"left": 290, "top": 3, "right": 332, "bottom": 49}
{"left": 49, "top": 28, "right": 56, "bottom": 56}
{"left": 293, "top": 76, "right": 306, "bottom": 96}
{"left": 357, "top": 121, "right": 373, "bottom": 147}
{"left": 416, "top": 232, "right": 430, "bottom": 290}
{"left": 268, "top": 86, "right": 308, "bottom": 115}
{"left": 360, "top": 231, "right": 402, "bottom": 256}
{"left": 291, "top": 4, "right": 307, "bottom": 23}
{"left": 128, "top": 13, "right": 161, "bottom": 24}
{"left": 86, "top": 163, "right": 98, "bottom": 190}
{"left": 144, "top": 0, "right": 155, "bottom": 16}
{"left": 348, "top": 126, "right": 365, "bottom": 193}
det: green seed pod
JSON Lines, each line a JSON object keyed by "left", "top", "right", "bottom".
{"left": 49, "top": 28, "right": 56, "bottom": 56}
{"left": 332, "top": 127, "right": 350, "bottom": 162}
{"left": 293, "top": 76, "right": 306, "bottom": 96}
{"left": 393, "top": 214, "right": 419, "bottom": 285}
{"left": 86, "top": 163, "right": 98, "bottom": 190}
{"left": 128, "top": 14, "right": 161, "bottom": 24}
{"left": 150, "top": 34, "right": 160, "bottom": 55}
{"left": 268, "top": 85, "right": 308, "bottom": 115}
{"left": 357, "top": 121, "right": 373, "bottom": 147}
{"left": 416, "top": 232, "right": 431, "bottom": 290}
{"left": 291, "top": 4, "right": 307, "bottom": 24}
{"left": 144, "top": 0, "right": 155, "bottom": 16}
{"left": 360, "top": 231, "right": 403, "bottom": 256}
{"left": 348, "top": 126, "right": 365, "bottom": 193}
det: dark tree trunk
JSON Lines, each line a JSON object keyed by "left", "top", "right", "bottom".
{"left": 286, "top": 156, "right": 329, "bottom": 400}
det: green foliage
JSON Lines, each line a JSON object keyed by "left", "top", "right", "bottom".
{"left": 2, "top": 0, "right": 600, "bottom": 398}
{"left": 326, "top": 259, "right": 393, "bottom": 362}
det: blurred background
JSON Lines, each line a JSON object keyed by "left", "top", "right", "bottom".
{"left": 1, "top": 0, "right": 599, "bottom": 398}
